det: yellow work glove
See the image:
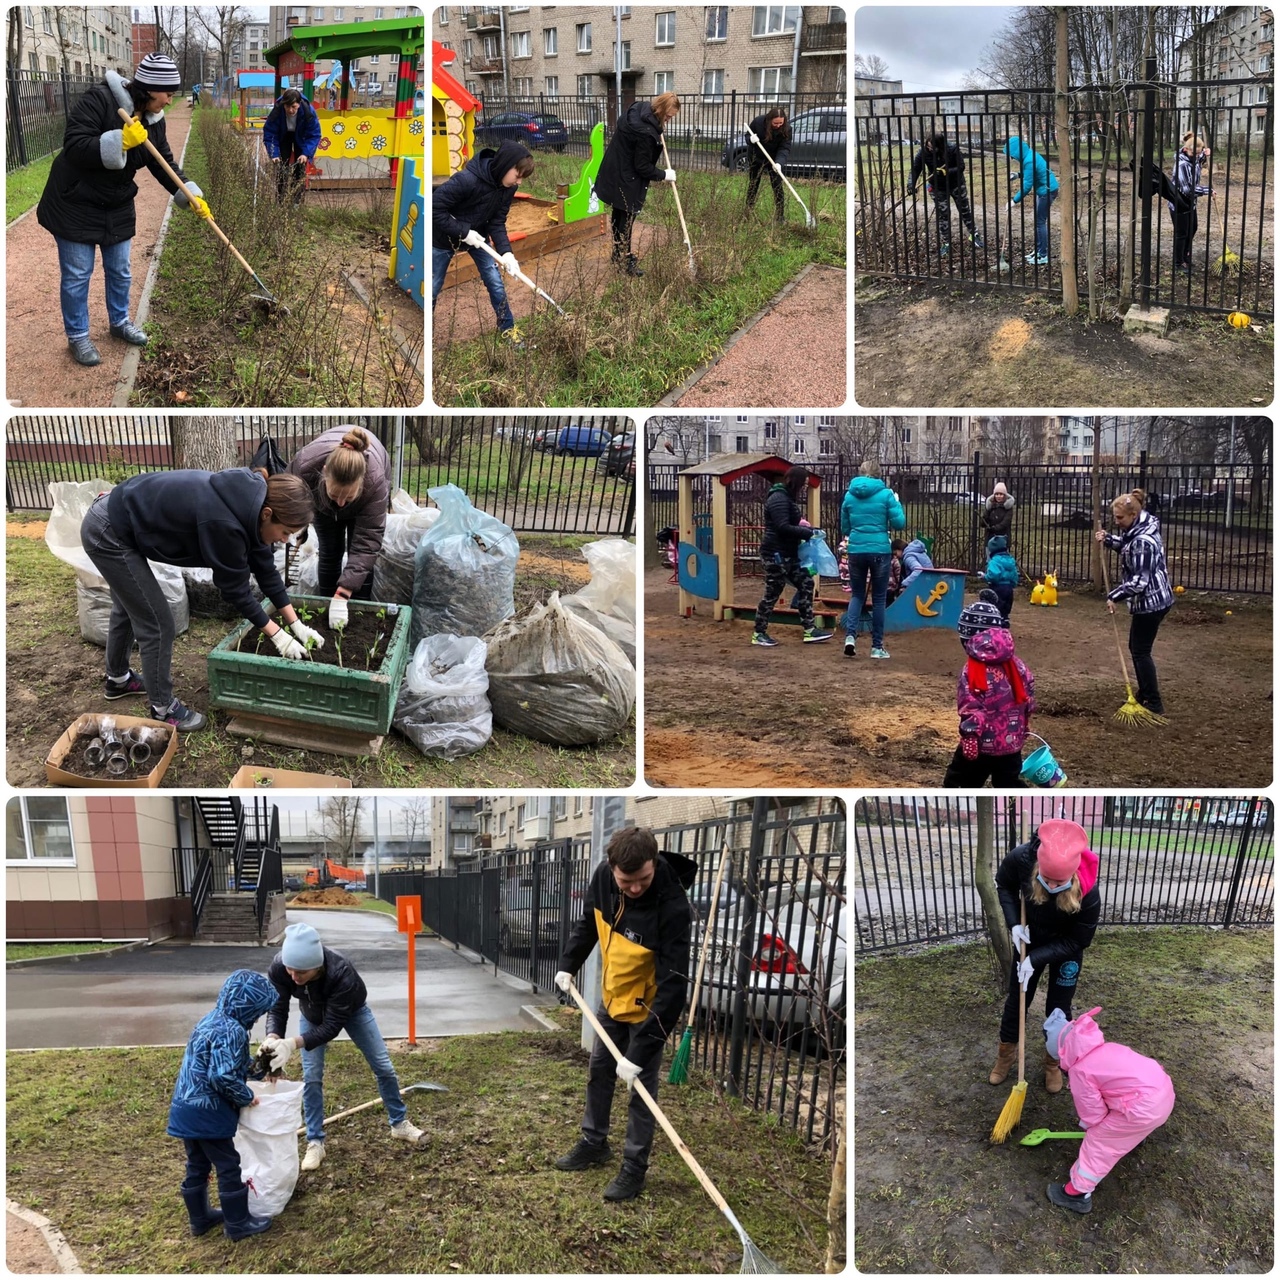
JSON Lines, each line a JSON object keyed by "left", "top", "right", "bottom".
{"left": 188, "top": 195, "right": 212, "bottom": 220}
{"left": 121, "top": 117, "right": 148, "bottom": 150}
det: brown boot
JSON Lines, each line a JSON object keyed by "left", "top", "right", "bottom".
{"left": 989, "top": 1042, "right": 1017, "bottom": 1085}
{"left": 1045, "top": 1053, "right": 1063, "bottom": 1094}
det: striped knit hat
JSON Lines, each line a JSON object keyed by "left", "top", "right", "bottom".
{"left": 132, "top": 52, "right": 182, "bottom": 90}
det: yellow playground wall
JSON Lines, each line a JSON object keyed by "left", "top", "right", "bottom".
{"left": 313, "top": 107, "right": 424, "bottom": 162}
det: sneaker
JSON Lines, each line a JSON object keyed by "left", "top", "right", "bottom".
{"left": 969, "top": 231, "right": 985, "bottom": 248}
{"left": 603, "top": 1166, "right": 647, "bottom": 1202}
{"left": 939, "top": 242, "right": 950, "bottom": 259}
{"left": 802, "top": 628, "right": 833, "bottom": 643}
{"left": 104, "top": 669, "right": 145, "bottom": 700}
{"left": 750, "top": 632, "right": 779, "bottom": 647}
{"left": 390, "top": 1118, "right": 424, "bottom": 1146}
{"left": 109, "top": 321, "right": 149, "bottom": 346}
{"left": 151, "top": 698, "right": 207, "bottom": 732}
{"left": 499, "top": 325, "right": 526, "bottom": 350}
{"left": 1025, "top": 252, "right": 1050, "bottom": 266}
{"left": 870, "top": 647, "right": 891, "bottom": 660}
{"left": 555, "top": 1138, "right": 614, "bottom": 1171}
{"left": 843, "top": 637, "right": 856, "bottom": 658}
{"left": 1046, "top": 1182, "right": 1092, "bottom": 1214}
{"left": 301, "top": 1141, "right": 325, "bottom": 1171}
{"left": 68, "top": 336, "right": 101, "bottom": 366}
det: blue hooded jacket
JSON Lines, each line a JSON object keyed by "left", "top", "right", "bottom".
{"left": 167, "top": 970, "right": 278, "bottom": 1140}
{"left": 899, "top": 537, "right": 934, "bottom": 588}
{"left": 840, "top": 475, "right": 906, "bottom": 556}
{"left": 1003, "top": 137, "right": 1059, "bottom": 203}
{"left": 984, "top": 537, "right": 1020, "bottom": 588}
{"left": 262, "top": 93, "right": 322, "bottom": 161}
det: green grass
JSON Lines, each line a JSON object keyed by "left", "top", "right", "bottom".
{"left": 7, "top": 942, "right": 132, "bottom": 961}
{"left": 7, "top": 153, "right": 54, "bottom": 223}
{"left": 6, "top": 1032, "right": 833, "bottom": 1273}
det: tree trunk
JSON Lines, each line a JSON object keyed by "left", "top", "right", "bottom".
{"left": 1090, "top": 417, "right": 1103, "bottom": 590}
{"left": 171, "top": 416, "right": 238, "bottom": 470}
{"left": 974, "top": 796, "right": 1011, "bottom": 991}
{"left": 824, "top": 1119, "right": 846, "bottom": 1273}
{"left": 1055, "top": 8, "right": 1079, "bottom": 314}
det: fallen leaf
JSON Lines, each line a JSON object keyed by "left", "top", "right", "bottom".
{"left": 174, "top": 390, "right": 189, "bottom": 402}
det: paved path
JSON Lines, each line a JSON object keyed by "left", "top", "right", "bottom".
{"left": 7, "top": 908, "right": 556, "bottom": 1049}
{"left": 6, "top": 101, "right": 194, "bottom": 409}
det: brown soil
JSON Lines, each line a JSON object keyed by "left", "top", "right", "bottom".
{"left": 6, "top": 1212, "right": 60, "bottom": 1273}
{"left": 56, "top": 728, "right": 171, "bottom": 782}
{"left": 290, "top": 886, "right": 360, "bottom": 905}
{"left": 641, "top": 567, "right": 1272, "bottom": 788}
{"left": 6, "top": 520, "right": 47, "bottom": 539}
{"left": 234, "top": 607, "right": 397, "bottom": 670}
{"left": 855, "top": 278, "right": 1274, "bottom": 408}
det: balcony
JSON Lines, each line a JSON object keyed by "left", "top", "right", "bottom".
{"left": 469, "top": 53, "right": 503, "bottom": 74}
{"left": 802, "top": 21, "right": 846, "bottom": 53}
{"left": 467, "top": 9, "right": 502, "bottom": 31}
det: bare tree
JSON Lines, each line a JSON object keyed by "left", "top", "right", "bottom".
{"left": 826, "top": 416, "right": 890, "bottom": 467}
{"left": 7, "top": 7, "right": 25, "bottom": 73}
{"left": 648, "top": 415, "right": 706, "bottom": 464}
{"left": 401, "top": 796, "right": 432, "bottom": 868}
{"left": 321, "top": 797, "right": 364, "bottom": 863}
{"left": 193, "top": 4, "right": 249, "bottom": 86}
{"left": 984, "top": 416, "right": 1041, "bottom": 467}
{"left": 854, "top": 53, "right": 890, "bottom": 79}
{"left": 171, "top": 417, "right": 238, "bottom": 470}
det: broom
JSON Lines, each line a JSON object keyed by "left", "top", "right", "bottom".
{"left": 1098, "top": 525, "right": 1168, "bottom": 726}
{"left": 991, "top": 896, "right": 1028, "bottom": 1143}
{"left": 669, "top": 844, "right": 732, "bottom": 1085}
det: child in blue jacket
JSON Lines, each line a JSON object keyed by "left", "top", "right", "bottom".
{"left": 167, "top": 970, "right": 280, "bottom": 1242}
{"left": 984, "top": 535, "right": 1019, "bottom": 619}
{"left": 1003, "top": 136, "right": 1059, "bottom": 265}
{"left": 262, "top": 89, "right": 322, "bottom": 205}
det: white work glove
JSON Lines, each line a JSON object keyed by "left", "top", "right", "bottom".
{"left": 1017, "top": 956, "right": 1034, "bottom": 990}
{"left": 289, "top": 620, "right": 325, "bottom": 651}
{"left": 499, "top": 251, "right": 520, "bottom": 276}
{"left": 463, "top": 229, "right": 486, "bottom": 249}
{"left": 747, "top": 128, "right": 760, "bottom": 144}
{"left": 270, "top": 629, "right": 307, "bottom": 661}
{"left": 663, "top": 168, "right": 677, "bottom": 183}
{"left": 553, "top": 970, "right": 573, "bottom": 993}
{"left": 258, "top": 1036, "right": 294, "bottom": 1071}
{"left": 328, "top": 596, "right": 349, "bottom": 630}
{"left": 1011, "top": 924, "right": 1031, "bottom": 951}
{"left": 616, "top": 1057, "right": 643, "bottom": 1089}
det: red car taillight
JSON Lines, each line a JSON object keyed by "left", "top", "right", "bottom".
{"left": 751, "top": 934, "right": 808, "bottom": 975}
{"left": 524, "top": 122, "right": 539, "bottom": 132}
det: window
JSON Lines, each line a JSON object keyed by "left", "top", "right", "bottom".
{"left": 655, "top": 11, "right": 676, "bottom": 45}
{"left": 517, "top": 803, "right": 526, "bottom": 828}
{"left": 792, "top": 438, "right": 806, "bottom": 454}
{"left": 900, "top": 427, "right": 912, "bottom": 445}
{"left": 573, "top": 795, "right": 584, "bottom": 816}
{"left": 314, "top": 6, "right": 325, "bottom": 19}
{"left": 437, "top": 5, "right": 447, "bottom": 21}
{"left": 514, "top": 75, "right": 533, "bottom": 94}
{"left": 612, "top": 40, "right": 631, "bottom": 69}
{"left": 702, "top": 68, "right": 724, "bottom": 100}
{"left": 249, "top": 52, "right": 259, "bottom": 64}
{"left": 576, "top": 21, "right": 591, "bottom": 51}
{"left": 706, "top": 5, "right": 728, "bottom": 39}
{"left": 736, "top": 436, "right": 749, "bottom": 452}
{"left": 818, "top": 414, "right": 836, "bottom": 426}
{"left": 829, "top": 5, "right": 845, "bottom": 18}
{"left": 369, "top": 52, "right": 381, "bottom": 63}
{"left": 512, "top": 30, "right": 531, "bottom": 58}
{"left": 498, "top": 810, "right": 508, "bottom": 836}
{"left": 748, "top": 65, "right": 792, "bottom": 95}
{"left": 482, "top": 35, "right": 498, "bottom": 59}
{"left": 653, "top": 70, "right": 673, "bottom": 94}
{"left": 509, "top": 3, "right": 529, "bottom": 9}
{"left": 764, "top": 422, "right": 779, "bottom": 439}
{"left": 705, "top": 414, "right": 722, "bottom": 422}
{"left": 709, "top": 434, "right": 723, "bottom": 452}
{"left": 27, "top": 51, "right": 38, "bottom": 73}
{"left": 374, "top": 6, "right": 384, "bottom": 16}
{"left": 617, "top": 4, "right": 631, "bottom": 13}
{"left": 553, "top": 796, "right": 567, "bottom": 819}
{"left": 577, "top": 73, "right": 594, "bottom": 96}
{"left": 793, "top": 413, "right": 806, "bottom": 425}
{"left": 544, "top": 26, "right": 557, "bottom": 55}
{"left": 545, "top": 75, "right": 558, "bottom": 96}
{"left": 333, "top": 6, "right": 343, "bottom": 16}
{"left": 819, "top": 438, "right": 833, "bottom": 455}
{"left": 41, "top": 7, "right": 52, "bottom": 34}
{"left": 24, "top": 6, "right": 34, "bottom": 29}
{"left": 45, "top": 53, "right": 56, "bottom": 74}
{"left": 464, "top": 38, "right": 473, "bottom": 57}
{"left": 7, "top": 798, "right": 76, "bottom": 863}
{"left": 736, "top": 413, "right": 750, "bottom": 423}
{"left": 752, "top": 4, "right": 801, "bottom": 35}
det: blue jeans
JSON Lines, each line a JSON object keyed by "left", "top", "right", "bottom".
{"left": 300, "top": 1004, "right": 406, "bottom": 1142}
{"left": 55, "top": 236, "right": 133, "bottom": 338}
{"left": 1035, "top": 190, "right": 1059, "bottom": 257}
{"left": 431, "top": 244, "right": 515, "bottom": 331}
{"left": 845, "top": 552, "right": 891, "bottom": 647}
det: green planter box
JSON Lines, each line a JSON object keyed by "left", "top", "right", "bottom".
{"left": 207, "top": 595, "right": 413, "bottom": 737}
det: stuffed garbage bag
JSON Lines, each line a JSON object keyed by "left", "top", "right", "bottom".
{"left": 375, "top": 489, "right": 440, "bottom": 605}
{"left": 233, "top": 1078, "right": 304, "bottom": 1217}
{"left": 393, "top": 634, "right": 493, "bottom": 759}
{"left": 560, "top": 538, "right": 637, "bottom": 666}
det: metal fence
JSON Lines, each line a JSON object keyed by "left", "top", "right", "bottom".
{"left": 377, "top": 802, "right": 846, "bottom": 1154}
{"left": 647, "top": 451, "right": 1272, "bottom": 593}
{"left": 5, "top": 414, "right": 635, "bottom": 537}
{"left": 6, "top": 68, "right": 101, "bottom": 171}
{"left": 854, "top": 794, "right": 1274, "bottom": 956}
{"left": 855, "top": 80, "right": 1273, "bottom": 317}
{"left": 470, "top": 89, "right": 846, "bottom": 177}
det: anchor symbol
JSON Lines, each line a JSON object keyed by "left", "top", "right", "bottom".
{"left": 914, "top": 580, "right": 949, "bottom": 617}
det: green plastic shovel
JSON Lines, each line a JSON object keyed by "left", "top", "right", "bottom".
{"left": 1020, "top": 1128, "right": 1085, "bottom": 1146}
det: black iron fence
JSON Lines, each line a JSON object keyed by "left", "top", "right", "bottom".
{"left": 854, "top": 794, "right": 1274, "bottom": 955}
{"left": 6, "top": 414, "right": 635, "bottom": 537}
{"left": 647, "top": 451, "right": 1272, "bottom": 593}
{"left": 855, "top": 80, "right": 1273, "bottom": 317}
{"left": 6, "top": 68, "right": 101, "bottom": 172}
{"left": 377, "top": 801, "right": 846, "bottom": 1154}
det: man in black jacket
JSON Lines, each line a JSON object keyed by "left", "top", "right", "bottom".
{"left": 553, "top": 828, "right": 694, "bottom": 1202}
{"left": 36, "top": 53, "right": 210, "bottom": 367}
{"left": 432, "top": 139, "right": 535, "bottom": 348}
{"left": 751, "top": 465, "right": 832, "bottom": 648}
{"left": 259, "top": 922, "right": 424, "bottom": 1172}
{"left": 909, "top": 132, "right": 982, "bottom": 258}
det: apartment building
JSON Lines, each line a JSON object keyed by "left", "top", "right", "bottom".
{"left": 268, "top": 5, "right": 423, "bottom": 90}
{"left": 1176, "top": 4, "right": 1272, "bottom": 138}
{"left": 648, "top": 413, "right": 844, "bottom": 464}
{"left": 17, "top": 5, "right": 133, "bottom": 77}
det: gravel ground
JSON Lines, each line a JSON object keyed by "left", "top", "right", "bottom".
{"left": 670, "top": 264, "right": 848, "bottom": 407}
{"left": 6, "top": 102, "right": 194, "bottom": 409}
{"left": 6, "top": 1210, "right": 61, "bottom": 1273}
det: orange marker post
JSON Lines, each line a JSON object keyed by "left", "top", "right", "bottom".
{"left": 396, "top": 895, "right": 423, "bottom": 1045}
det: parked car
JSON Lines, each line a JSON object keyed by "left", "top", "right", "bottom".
{"left": 720, "top": 105, "right": 846, "bottom": 179}
{"left": 555, "top": 425, "right": 611, "bottom": 456}
{"left": 598, "top": 432, "right": 636, "bottom": 477}
{"left": 283, "top": 875, "right": 304, "bottom": 891}
{"left": 346, "top": 880, "right": 367, "bottom": 892}
{"left": 476, "top": 110, "right": 569, "bottom": 152}
{"left": 499, "top": 875, "right": 578, "bottom": 954}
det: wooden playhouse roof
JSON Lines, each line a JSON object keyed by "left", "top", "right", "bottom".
{"left": 432, "top": 41, "right": 481, "bottom": 113}
{"left": 680, "top": 453, "right": 818, "bottom": 486}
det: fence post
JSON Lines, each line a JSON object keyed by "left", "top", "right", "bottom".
{"left": 1138, "top": 449, "right": 1148, "bottom": 494}
{"left": 1137, "top": 55, "right": 1157, "bottom": 310}
{"left": 970, "top": 450, "right": 982, "bottom": 572}
{"left": 729, "top": 89, "right": 737, "bottom": 155}
{"left": 727, "top": 795, "right": 768, "bottom": 1099}
{"left": 8, "top": 72, "right": 28, "bottom": 169}
{"left": 1221, "top": 802, "right": 1259, "bottom": 928}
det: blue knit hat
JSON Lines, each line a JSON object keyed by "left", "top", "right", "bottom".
{"left": 281, "top": 922, "right": 324, "bottom": 970}
{"left": 958, "top": 591, "right": 1008, "bottom": 639}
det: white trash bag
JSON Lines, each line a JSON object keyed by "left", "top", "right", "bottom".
{"left": 233, "top": 1079, "right": 304, "bottom": 1218}
{"left": 484, "top": 592, "right": 635, "bottom": 746}
{"left": 394, "top": 635, "right": 492, "bottom": 760}
{"left": 374, "top": 489, "right": 440, "bottom": 605}
{"left": 561, "top": 538, "right": 637, "bottom": 666}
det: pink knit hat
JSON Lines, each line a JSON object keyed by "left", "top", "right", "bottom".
{"left": 1036, "top": 818, "right": 1089, "bottom": 881}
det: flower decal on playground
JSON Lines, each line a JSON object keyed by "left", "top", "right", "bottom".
{"left": 318, "top": 137, "right": 331, "bottom": 151}
{"left": 409, "top": 118, "right": 424, "bottom": 135}
{"left": 331, "top": 121, "right": 346, "bottom": 135}
{"left": 358, "top": 120, "right": 372, "bottom": 134}
{"left": 345, "top": 138, "right": 359, "bottom": 151}
{"left": 371, "top": 135, "right": 387, "bottom": 151}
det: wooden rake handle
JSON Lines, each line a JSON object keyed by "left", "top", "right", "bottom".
{"left": 566, "top": 980, "right": 735, "bottom": 1220}
{"left": 659, "top": 137, "right": 693, "bottom": 253}
{"left": 1096, "top": 524, "right": 1136, "bottom": 689}
{"left": 295, "top": 1093, "right": 387, "bottom": 1136}
{"left": 687, "top": 845, "right": 732, "bottom": 1018}
{"left": 1017, "top": 896, "right": 1027, "bottom": 1084}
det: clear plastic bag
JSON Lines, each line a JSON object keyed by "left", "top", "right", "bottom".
{"left": 410, "top": 485, "right": 518, "bottom": 648}
{"left": 484, "top": 593, "right": 635, "bottom": 746}
{"left": 561, "top": 538, "right": 637, "bottom": 666}
{"left": 374, "top": 489, "right": 440, "bottom": 605}
{"left": 393, "top": 634, "right": 493, "bottom": 759}
{"left": 798, "top": 529, "right": 840, "bottom": 578}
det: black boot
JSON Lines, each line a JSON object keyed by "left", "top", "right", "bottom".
{"left": 623, "top": 254, "right": 644, "bottom": 278}
{"left": 555, "top": 1138, "right": 614, "bottom": 1171}
{"left": 220, "top": 1185, "right": 272, "bottom": 1241}
{"left": 180, "top": 1181, "right": 223, "bottom": 1237}
{"left": 603, "top": 1164, "right": 647, "bottom": 1201}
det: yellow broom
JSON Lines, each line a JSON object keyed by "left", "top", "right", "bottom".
{"left": 991, "top": 897, "right": 1028, "bottom": 1144}
{"left": 1098, "top": 525, "right": 1168, "bottom": 726}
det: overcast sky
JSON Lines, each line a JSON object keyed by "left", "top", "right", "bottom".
{"left": 854, "top": 6, "right": 1017, "bottom": 92}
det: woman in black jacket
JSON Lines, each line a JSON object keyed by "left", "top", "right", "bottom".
{"left": 80, "top": 467, "right": 318, "bottom": 731}
{"left": 745, "top": 106, "right": 791, "bottom": 223}
{"left": 36, "top": 53, "right": 210, "bottom": 368}
{"left": 593, "top": 92, "right": 681, "bottom": 277}
{"left": 750, "top": 465, "right": 831, "bottom": 648}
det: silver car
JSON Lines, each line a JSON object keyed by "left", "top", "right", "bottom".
{"left": 721, "top": 105, "right": 847, "bottom": 180}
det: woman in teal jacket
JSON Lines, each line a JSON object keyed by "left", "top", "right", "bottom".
{"left": 839, "top": 462, "right": 906, "bottom": 659}
{"left": 1003, "top": 137, "right": 1059, "bottom": 265}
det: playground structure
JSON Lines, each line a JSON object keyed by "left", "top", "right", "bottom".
{"left": 674, "top": 453, "right": 969, "bottom": 632}
{"left": 431, "top": 40, "right": 479, "bottom": 179}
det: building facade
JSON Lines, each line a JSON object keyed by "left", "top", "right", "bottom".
{"left": 18, "top": 5, "right": 133, "bottom": 77}
{"left": 648, "top": 413, "right": 845, "bottom": 464}
{"left": 1176, "top": 5, "right": 1272, "bottom": 141}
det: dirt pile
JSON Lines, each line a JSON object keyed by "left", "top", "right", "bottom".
{"left": 289, "top": 886, "right": 361, "bottom": 906}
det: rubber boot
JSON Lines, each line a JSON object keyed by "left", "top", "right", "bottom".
{"left": 989, "top": 1041, "right": 1017, "bottom": 1085}
{"left": 1044, "top": 1053, "right": 1063, "bottom": 1094}
{"left": 623, "top": 254, "right": 645, "bottom": 278}
{"left": 179, "top": 1181, "right": 223, "bottom": 1237}
{"left": 220, "top": 1186, "right": 272, "bottom": 1241}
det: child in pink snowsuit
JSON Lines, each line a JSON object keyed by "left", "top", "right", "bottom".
{"left": 1042, "top": 1005, "right": 1176, "bottom": 1214}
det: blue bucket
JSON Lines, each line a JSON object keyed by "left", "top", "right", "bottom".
{"left": 1020, "top": 734, "right": 1067, "bottom": 788}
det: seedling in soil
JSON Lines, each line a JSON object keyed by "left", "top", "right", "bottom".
{"left": 334, "top": 630, "right": 344, "bottom": 668}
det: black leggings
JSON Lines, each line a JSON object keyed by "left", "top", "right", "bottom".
{"left": 313, "top": 510, "right": 374, "bottom": 601}
{"left": 1171, "top": 205, "right": 1199, "bottom": 268}
{"left": 747, "top": 162, "right": 785, "bottom": 219}
{"left": 942, "top": 746, "right": 1023, "bottom": 788}
{"left": 999, "top": 954, "right": 1082, "bottom": 1045}
{"left": 609, "top": 205, "right": 636, "bottom": 256}
{"left": 1129, "top": 607, "right": 1169, "bottom": 709}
